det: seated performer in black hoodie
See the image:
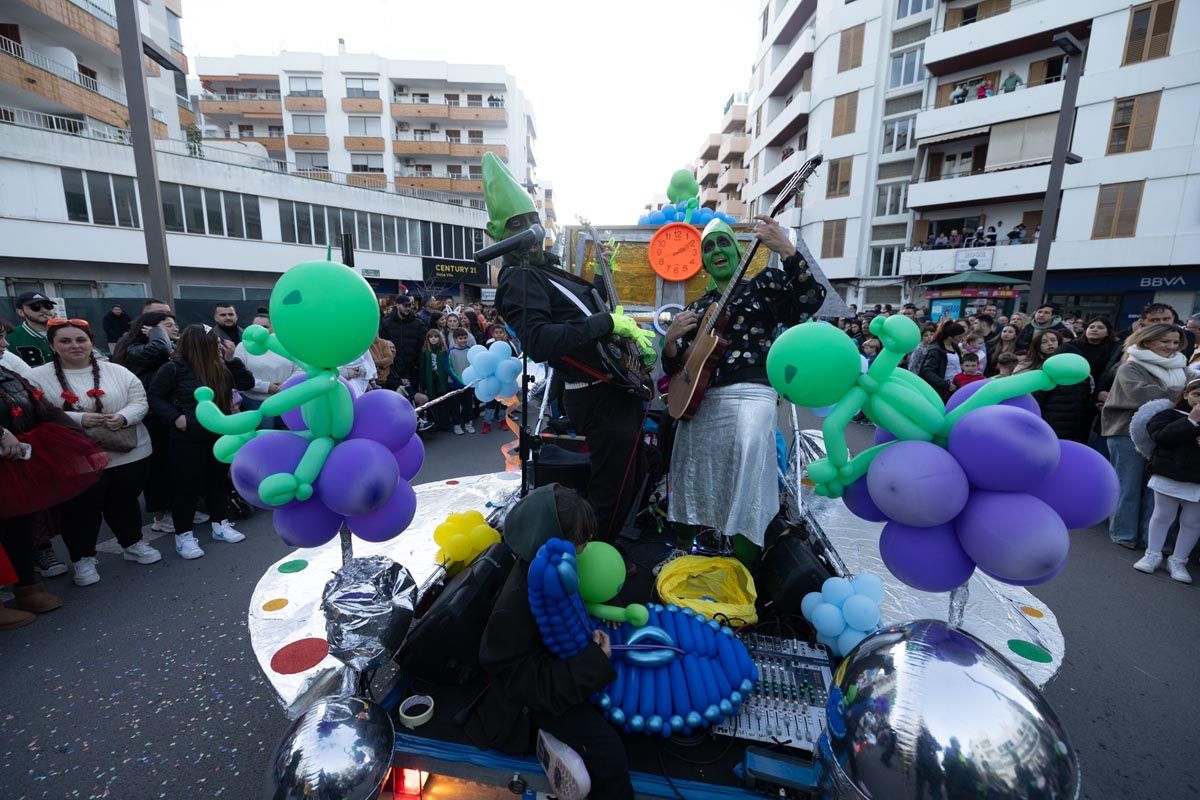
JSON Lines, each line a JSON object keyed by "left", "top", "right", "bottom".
{"left": 465, "top": 483, "right": 633, "bottom": 800}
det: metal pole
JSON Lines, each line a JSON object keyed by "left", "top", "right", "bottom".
{"left": 1027, "top": 32, "right": 1084, "bottom": 312}
{"left": 115, "top": 0, "right": 173, "bottom": 303}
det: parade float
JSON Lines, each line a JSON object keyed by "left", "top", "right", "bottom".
{"left": 219, "top": 163, "right": 1115, "bottom": 799}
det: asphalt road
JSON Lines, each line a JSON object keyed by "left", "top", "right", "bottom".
{"left": 2, "top": 412, "right": 1196, "bottom": 799}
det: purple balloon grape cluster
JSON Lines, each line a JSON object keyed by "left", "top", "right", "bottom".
{"left": 231, "top": 390, "right": 424, "bottom": 549}
{"left": 848, "top": 382, "right": 1119, "bottom": 593}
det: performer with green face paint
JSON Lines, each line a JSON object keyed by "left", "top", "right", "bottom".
{"left": 662, "top": 215, "right": 826, "bottom": 564}
{"left": 488, "top": 153, "right": 653, "bottom": 540}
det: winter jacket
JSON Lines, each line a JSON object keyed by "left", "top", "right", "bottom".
{"left": 917, "top": 345, "right": 952, "bottom": 398}
{"left": 1060, "top": 339, "right": 1115, "bottom": 384}
{"left": 213, "top": 323, "right": 243, "bottom": 346}
{"left": 116, "top": 330, "right": 172, "bottom": 389}
{"left": 465, "top": 485, "right": 616, "bottom": 754}
{"left": 148, "top": 356, "right": 254, "bottom": 440}
{"left": 102, "top": 311, "right": 131, "bottom": 345}
{"left": 378, "top": 309, "right": 427, "bottom": 389}
{"left": 1101, "top": 361, "right": 1177, "bottom": 437}
{"left": 416, "top": 350, "right": 450, "bottom": 397}
{"left": 1034, "top": 378, "right": 1093, "bottom": 443}
{"left": 1146, "top": 407, "right": 1200, "bottom": 484}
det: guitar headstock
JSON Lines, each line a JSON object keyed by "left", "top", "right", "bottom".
{"left": 766, "top": 152, "right": 823, "bottom": 218}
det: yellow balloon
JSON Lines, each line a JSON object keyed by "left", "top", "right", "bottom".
{"left": 435, "top": 548, "right": 447, "bottom": 564}
{"left": 461, "top": 510, "right": 487, "bottom": 529}
{"left": 488, "top": 527, "right": 502, "bottom": 545}
{"left": 446, "top": 533, "right": 472, "bottom": 562}
{"left": 468, "top": 524, "right": 496, "bottom": 552}
{"left": 433, "top": 523, "right": 456, "bottom": 548}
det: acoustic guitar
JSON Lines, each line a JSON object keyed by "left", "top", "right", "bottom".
{"left": 666, "top": 154, "right": 823, "bottom": 420}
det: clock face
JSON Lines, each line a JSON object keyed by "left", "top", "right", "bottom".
{"left": 648, "top": 222, "right": 703, "bottom": 282}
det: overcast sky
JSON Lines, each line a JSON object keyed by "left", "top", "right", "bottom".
{"left": 183, "top": 0, "right": 757, "bottom": 226}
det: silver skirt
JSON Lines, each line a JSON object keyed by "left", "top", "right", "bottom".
{"left": 669, "top": 383, "right": 780, "bottom": 545}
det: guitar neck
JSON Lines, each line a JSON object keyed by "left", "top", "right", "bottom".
{"left": 585, "top": 225, "right": 619, "bottom": 311}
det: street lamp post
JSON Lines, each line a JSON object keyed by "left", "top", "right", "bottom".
{"left": 1027, "top": 31, "right": 1084, "bottom": 312}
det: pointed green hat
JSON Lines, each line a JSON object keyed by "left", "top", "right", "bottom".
{"left": 482, "top": 151, "right": 536, "bottom": 241}
{"left": 701, "top": 218, "right": 742, "bottom": 254}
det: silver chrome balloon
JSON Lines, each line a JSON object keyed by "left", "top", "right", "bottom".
{"left": 819, "top": 619, "right": 1079, "bottom": 800}
{"left": 265, "top": 695, "right": 394, "bottom": 800}
{"left": 322, "top": 555, "right": 417, "bottom": 673}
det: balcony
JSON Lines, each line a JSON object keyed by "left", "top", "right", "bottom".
{"left": 342, "top": 96, "right": 383, "bottom": 113}
{"left": 16, "top": 0, "right": 120, "bottom": 52}
{"left": 755, "top": 91, "right": 810, "bottom": 156}
{"left": 0, "top": 34, "right": 128, "bottom": 128}
{"left": 761, "top": 26, "right": 815, "bottom": 102}
{"left": 908, "top": 165, "right": 1048, "bottom": 209}
{"left": 722, "top": 102, "right": 747, "bottom": 134}
{"left": 718, "top": 167, "right": 747, "bottom": 192}
{"left": 204, "top": 130, "right": 285, "bottom": 153}
{"left": 393, "top": 138, "right": 450, "bottom": 156}
{"left": 718, "top": 134, "right": 748, "bottom": 165}
{"left": 284, "top": 94, "right": 326, "bottom": 112}
{"left": 450, "top": 141, "right": 506, "bottom": 159}
{"left": 344, "top": 136, "right": 385, "bottom": 151}
{"left": 396, "top": 173, "right": 483, "bottom": 193}
{"left": 286, "top": 134, "right": 329, "bottom": 150}
{"left": 925, "top": 0, "right": 1103, "bottom": 77}
{"left": 900, "top": 242, "right": 1036, "bottom": 277}
{"left": 719, "top": 198, "right": 746, "bottom": 220}
{"left": 347, "top": 172, "right": 388, "bottom": 189}
{"left": 199, "top": 92, "right": 283, "bottom": 118}
{"left": 748, "top": 147, "right": 803, "bottom": 200}
{"left": 696, "top": 160, "right": 720, "bottom": 187}
{"left": 448, "top": 104, "right": 506, "bottom": 123}
{"left": 700, "top": 187, "right": 720, "bottom": 207}
{"left": 391, "top": 101, "right": 449, "bottom": 119}
{"left": 918, "top": 81, "right": 1063, "bottom": 141}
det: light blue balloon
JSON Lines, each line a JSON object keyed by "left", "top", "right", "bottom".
{"left": 800, "top": 591, "right": 824, "bottom": 620}
{"left": 648, "top": 210, "right": 666, "bottom": 225}
{"left": 842, "top": 594, "right": 880, "bottom": 632}
{"left": 461, "top": 365, "right": 479, "bottom": 385}
{"left": 821, "top": 577, "right": 855, "bottom": 608}
{"left": 488, "top": 340, "right": 512, "bottom": 359}
{"left": 676, "top": 200, "right": 689, "bottom": 211}
{"left": 810, "top": 602, "right": 846, "bottom": 638}
{"left": 472, "top": 352, "right": 499, "bottom": 376}
{"left": 817, "top": 632, "right": 839, "bottom": 652}
{"left": 638, "top": 215, "right": 651, "bottom": 225}
{"left": 495, "top": 358, "right": 522, "bottom": 383}
{"left": 496, "top": 380, "right": 519, "bottom": 399}
{"left": 851, "top": 572, "right": 885, "bottom": 604}
{"left": 836, "top": 627, "right": 869, "bottom": 657}
{"left": 674, "top": 211, "right": 685, "bottom": 222}
{"left": 466, "top": 344, "right": 489, "bottom": 365}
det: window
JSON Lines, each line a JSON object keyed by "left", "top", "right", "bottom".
{"left": 243, "top": 196, "right": 261, "bottom": 240}
{"left": 383, "top": 216, "right": 397, "bottom": 253}
{"left": 292, "top": 115, "right": 325, "bottom": 134}
{"left": 166, "top": 9, "right": 183, "bottom": 49}
{"left": 1028, "top": 55, "right": 1067, "bottom": 86}
{"left": 761, "top": 7, "right": 769, "bottom": 39}
{"left": 345, "top": 77, "right": 379, "bottom": 98}
{"left": 288, "top": 76, "right": 322, "bottom": 97}
{"left": 468, "top": 129, "right": 484, "bottom": 143}
{"left": 1107, "top": 91, "right": 1161, "bottom": 154}
{"left": 181, "top": 185, "right": 206, "bottom": 233}
{"left": 98, "top": 282, "right": 146, "bottom": 298}
{"left": 204, "top": 188, "right": 224, "bottom": 235}
{"left": 1092, "top": 181, "right": 1144, "bottom": 239}
{"left": 876, "top": 182, "right": 908, "bottom": 216}
{"left": 112, "top": 175, "right": 139, "bottom": 228}
{"left": 869, "top": 246, "right": 900, "bottom": 277}
{"left": 278, "top": 200, "right": 297, "bottom": 243}
{"left": 1124, "top": 0, "right": 1175, "bottom": 65}
{"left": 347, "top": 116, "right": 381, "bottom": 137}
{"left": 412, "top": 92, "right": 430, "bottom": 104}
{"left": 161, "top": 183, "right": 184, "bottom": 232}
{"left": 943, "top": 0, "right": 1011, "bottom": 30}
{"left": 822, "top": 219, "right": 847, "bottom": 258}
{"left": 447, "top": 165, "right": 463, "bottom": 177}
{"left": 446, "top": 128, "right": 462, "bottom": 142}
{"left": 898, "top": 0, "right": 934, "bottom": 18}
{"left": 942, "top": 149, "right": 974, "bottom": 178}
{"left": 61, "top": 169, "right": 89, "bottom": 222}
{"left": 468, "top": 165, "right": 482, "bottom": 179}
{"left": 832, "top": 91, "right": 859, "bottom": 137}
{"left": 467, "top": 94, "right": 482, "bottom": 107}
{"left": 268, "top": 125, "right": 283, "bottom": 138}
{"left": 826, "top": 157, "right": 853, "bottom": 198}
{"left": 351, "top": 154, "right": 384, "bottom": 173}
{"left": 295, "top": 152, "right": 329, "bottom": 171}
{"left": 838, "top": 24, "right": 865, "bottom": 72}
{"left": 296, "top": 202, "right": 313, "bottom": 245}
{"left": 238, "top": 124, "right": 254, "bottom": 138}
{"left": 313, "top": 204, "right": 327, "bottom": 246}
{"left": 357, "top": 212, "right": 371, "bottom": 250}
{"left": 882, "top": 116, "right": 915, "bottom": 153}
{"left": 86, "top": 172, "right": 116, "bottom": 226}
{"left": 223, "top": 193, "right": 245, "bottom": 238}
{"left": 370, "top": 214, "right": 384, "bottom": 252}
{"left": 888, "top": 47, "right": 923, "bottom": 88}
{"left": 445, "top": 93, "right": 459, "bottom": 106}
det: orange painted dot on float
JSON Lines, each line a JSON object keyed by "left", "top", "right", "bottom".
{"left": 1019, "top": 606, "right": 1044, "bottom": 619}
{"left": 262, "top": 598, "right": 289, "bottom": 612}
{"left": 271, "top": 637, "right": 329, "bottom": 675}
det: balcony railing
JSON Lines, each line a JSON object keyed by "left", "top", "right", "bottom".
{"left": 169, "top": 37, "right": 184, "bottom": 52}
{"left": 0, "top": 34, "right": 126, "bottom": 105}
{"left": 724, "top": 92, "right": 750, "bottom": 113}
{"left": 68, "top": 0, "right": 117, "bottom": 28}
{"left": 203, "top": 91, "right": 282, "bottom": 101}
{"left": 207, "top": 130, "right": 285, "bottom": 139}
{"left": 398, "top": 169, "right": 482, "bottom": 181}
{"left": 393, "top": 133, "right": 506, "bottom": 145}
{"left": 1, "top": 104, "right": 486, "bottom": 209}
{"left": 176, "top": 95, "right": 192, "bottom": 111}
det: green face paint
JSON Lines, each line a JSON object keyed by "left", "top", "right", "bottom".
{"left": 482, "top": 151, "right": 537, "bottom": 242}
{"left": 502, "top": 211, "right": 547, "bottom": 265}
{"left": 700, "top": 219, "right": 742, "bottom": 288}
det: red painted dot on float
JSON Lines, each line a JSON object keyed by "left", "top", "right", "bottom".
{"left": 271, "top": 637, "right": 329, "bottom": 674}
{"left": 445, "top": 480, "right": 459, "bottom": 485}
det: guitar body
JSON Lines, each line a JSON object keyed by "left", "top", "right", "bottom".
{"left": 667, "top": 303, "right": 728, "bottom": 420}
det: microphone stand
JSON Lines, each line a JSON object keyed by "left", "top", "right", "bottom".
{"left": 518, "top": 249, "right": 534, "bottom": 498}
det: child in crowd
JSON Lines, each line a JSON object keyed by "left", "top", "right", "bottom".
{"left": 994, "top": 352, "right": 1020, "bottom": 377}
{"left": 861, "top": 337, "right": 881, "bottom": 366}
{"left": 447, "top": 329, "right": 476, "bottom": 435}
{"left": 416, "top": 329, "right": 451, "bottom": 432}
{"left": 961, "top": 334, "right": 988, "bottom": 374}
{"left": 1135, "top": 378, "right": 1200, "bottom": 583}
{"left": 952, "top": 352, "right": 987, "bottom": 391}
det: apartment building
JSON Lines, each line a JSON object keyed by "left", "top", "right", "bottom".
{"left": 0, "top": 5, "right": 507, "bottom": 318}
{"left": 743, "top": 0, "right": 1200, "bottom": 325}
{"left": 194, "top": 46, "right": 543, "bottom": 218}
{"left": 692, "top": 93, "right": 751, "bottom": 221}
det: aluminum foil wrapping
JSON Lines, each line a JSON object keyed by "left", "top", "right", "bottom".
{"left": 248, "top": 472, "right": 521, "bottom": 717}
{"left": 321, "top": 555, "right": 417, "bottom": 673}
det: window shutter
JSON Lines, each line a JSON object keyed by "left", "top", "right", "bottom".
{"left": 1028, "top": 59, "right": 1048, "bottom": 87}
{"left": 826, "top": 160, "right": 840, "bottom": 197}
{"left": 1092, "top": 185, "right": 1120, "bottom": 238}
{"left": 971, "top": 143, "right": 989, "bottom": 174}
{"left": 912, "top": 219, "right": 930, "bottom": 246}
{"left": 1114, "top": 181, "right": 1143, "bottom": 237}
{"left": 1021, "top": 210, "right": 1043, "bottom": 232}
{"left": 925, "top": 153, "right": 942, "bottom": 181}
{"left": 822, "top": 219, "right": 846, "bottom": 258}
{"left": 1147, "top": 0, "right": 1175, "bottom": 60}
{"left": 838, "top": 29, "right": 852, "bottom": 72}
{"left": 844, "top": 91, "right": 858, "bottom": 135}
{"left": 1124, "top": 6, "right": 1151, "bottom": 65}
{"left": 850, "top": 24, "right": 864, "bottom": 69}
{"left": 1130, "top": 91, "right": 1160, "bottom": 151}
{"left": 1107, "top": 98, "right": 1134, "bottom": 154}
{"left": 945, "top": 7, "right": 963, "bottom": 30}
{"left": 936, "top": 82, "right": 955, "bottom": 108}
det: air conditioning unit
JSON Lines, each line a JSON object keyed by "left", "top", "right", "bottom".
{"left": 429, "top": 123, "right": 439, "bottom": 132}
{"left": 396, "top": 85, "right": 408, "bottom": 94}
{"left": 398, "top": 122, "right": 410, "bottom": 130}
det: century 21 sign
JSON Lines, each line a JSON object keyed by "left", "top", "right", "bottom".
{"left": 421, "top": 257, "right": 488, "bottom": 285}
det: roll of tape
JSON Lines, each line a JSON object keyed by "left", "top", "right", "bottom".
{"left": 398, "top": 694, "right": 435, "bottom": 729}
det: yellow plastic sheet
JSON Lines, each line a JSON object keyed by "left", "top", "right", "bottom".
{"left": 655, "top": 555, "right": 758, "bottom": 627}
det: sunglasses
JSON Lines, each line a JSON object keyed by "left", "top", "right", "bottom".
{"left": 46, "top": 317, "right": 91, "bottom": 329}
{"left": 25, "top": 302, "right": 55, "bottom": 312}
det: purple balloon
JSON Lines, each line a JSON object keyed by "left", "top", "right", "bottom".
{"left": 955, "top": 491, "right": 1069, "bottom": 585}
{"left": 273, "top": 496, "right": 343, "bottom": 548}
{"left": 349, "top": 390, "right": 417, "bottom": 452}
{"left": 392, "top": 436, "right": 425, "bottom": 482}
{"left": 867, "top": 441, "right": 970, "bottom": 527}
{"left": 842, "top": 477, "right": 889, "bottom": 522}
{"left": 279, "top": 374, "right": 358, "bottom": 431}
{"left": 873, "top": 427, "right": 896, "bottom": 445}
{"left": 945, "top": 378, "right": 1040, "bottom": 417}
{"left": 979, "top": 556, "right": 1066, "bottom": 586}
{"left": 347, "top": 480, "right": 417, "bottom": 543}
{"left": 948, "top": 405, "right": 1060, "bottom": 492}
{"left": 1028, "top": 440, "right": 1119, "bottom": 529}
{"left": 316, "top": 439, "right": 399, "bottom": 516}
{"left": 230, "top": 432, "right": 310, "bottom": 508}
{"left": 879, "top": 521, "right": 976, "bottom": 593}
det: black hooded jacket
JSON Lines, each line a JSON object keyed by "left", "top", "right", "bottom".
{"left": 378, "top": 308, "right": 427, "bottom": 388}
{"left": 465, "top": 484, "right": 615, "bottom": 754}
{"left": 1147, "top": 407, "right": 1200, "bottom": 484}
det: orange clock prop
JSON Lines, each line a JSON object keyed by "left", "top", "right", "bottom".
{"left": 648, "top": 222, "right": 703, "bottom": 282}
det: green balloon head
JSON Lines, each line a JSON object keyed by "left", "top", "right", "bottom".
{"left": 576, "top": 541, "right": 626, "bottom": 604}
{"left": 667, "top": 169, "right": 700, "bottom": 204}
{"left": 482, "top": 151, "right": 537, "bottom": 242}
{"left": 269, "top": 260, "right": 379, "bottom": 369}
{"left": 701, "top": 218, "right": 742, "bottom": 285}
{"left": 767, "top": 322, "right": 864, "bottom": 407}
{"left": 1041, "top": 352, "right": 1090, "bottom": 387}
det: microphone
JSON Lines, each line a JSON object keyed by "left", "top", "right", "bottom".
{"left": 473, "top": 224, "right": 545, "bottom": 264}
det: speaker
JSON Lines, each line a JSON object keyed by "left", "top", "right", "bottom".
{"left": 533, "top": 442, "right": 590, "bottom": 492}
{"left": 756, "top": 532, "right": 834, "bottom": 617}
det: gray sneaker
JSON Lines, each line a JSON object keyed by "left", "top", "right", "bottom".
{"left": 536, "top": 730, "right": 590, "bottom": 800}
{"left": 34, "top": 546, "right": 68, "bottom": 578}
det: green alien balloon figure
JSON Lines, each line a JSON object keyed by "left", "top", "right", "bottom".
{"left": 192, "top": 258, "right": 380, "bottom": 506}
{"left": 576, "top": 541, "right": 649, "bottom": 627}
{"left": 766, "top": 315, "right": 1091, "bottom": 497}
{"left": 667, "top": 169, "right": 701, "bottom": 224}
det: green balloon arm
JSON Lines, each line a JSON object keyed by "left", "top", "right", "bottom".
{"left": 259, "top": 372, "right": 337, "bottom": 417}
{"left": 866, "top": 347, "right": 905, "bottom": 384}
{"left": 195, "top": 394, "right": 263, "bottom": 435}
{"left": 683, "top": 197, "right": 699, "bottom": 224}
{"left": 874, "top": 382, "right": 944, "bottom": 435}
{"left": 266, "top": 333, "right": 300, "bottom": 365}
{"left": 943, "top": 370, "right": 1054, "bottom": 430}
{"left": 214, "top": 430, "right": 262, "bottom": 463}
{"left": 330, "top": 384, "right": 355, "bottom": 439}
{"left": 294, "top": 436, "right": 335, "bottom": 488}
{"left": 891, "top": 367, "right": 946, "bottom": 411}
{"left": 868, "top": 395, "right": 933, "bottom": 441}
{"left": 586, "top": 602, "right": 649, "bottom": 627}
{"left": 836, "top": 441, "right": 897, "bottom": 488}
{"left": 241, "top": 324, "right": 271, "bottom": 357}
{"left": 823, "top": 386, "right": 868, "bottom": 467}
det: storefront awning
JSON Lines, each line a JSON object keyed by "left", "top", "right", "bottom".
{"left": 916, "top": 126, "right": 990, "bottom": 146}
{"left": 921, "top": 269, "right": 1029, "bottom": 287}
